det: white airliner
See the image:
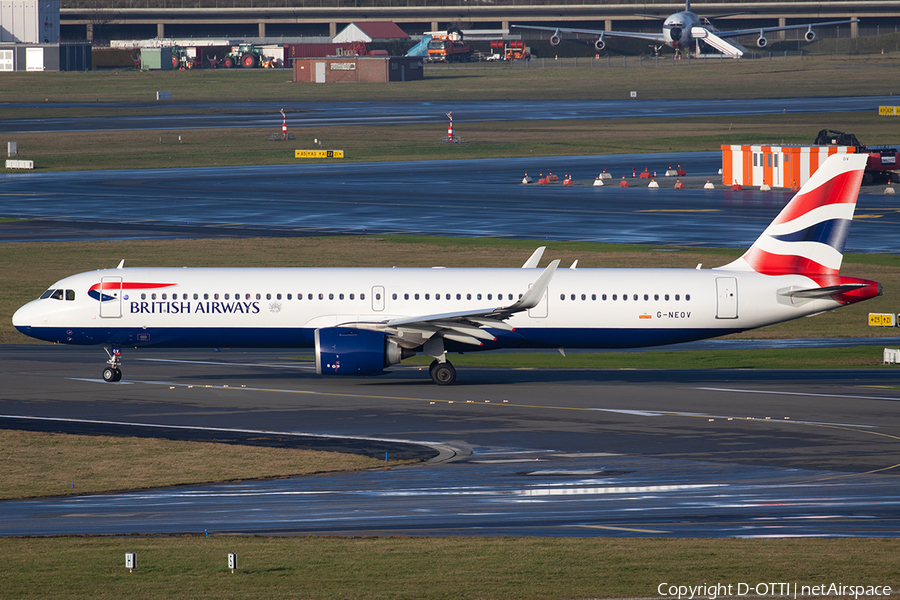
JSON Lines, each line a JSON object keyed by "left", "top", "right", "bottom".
{"left": 513, "top": 0, "right": 856, "bottom": 58}
{"left": 13, "top": 154, "right": 879, "bottom": 385}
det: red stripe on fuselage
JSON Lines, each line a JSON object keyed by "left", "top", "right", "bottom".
{"left": 89, "top": 282, "right": 177, "bottom": 292}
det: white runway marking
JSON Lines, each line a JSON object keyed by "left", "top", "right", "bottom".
{"left": 697, "top": 387, "right": 900, "bottom": 402}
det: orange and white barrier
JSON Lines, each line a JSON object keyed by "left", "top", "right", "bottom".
{"left": 721, "top": 144, "right": 856, "bottom": 189}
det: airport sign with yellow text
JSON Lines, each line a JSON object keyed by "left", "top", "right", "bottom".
{"left": 295, "top": 150, "right": 344, "bottom": 159}
{"left": 868, "top": 313, "right": 896, "bottom": 326}
{"left": 878, "top": 106, "right": 899, "bottom": 116}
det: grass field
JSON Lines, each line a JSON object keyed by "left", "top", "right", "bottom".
{"left": 1, "top": 536, "right": 898, "bottom": 600}
{"left": 3, "top": 110, "right": 898, "bottom": 172}
{"left": 1, "top": 53, "right": 898, "bottom": 104}
{"left": 0, "top": 429, "right": 408, "bottom": 501}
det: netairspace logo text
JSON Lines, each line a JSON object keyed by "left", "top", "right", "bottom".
{"left": 658, "top": 583, "right": 892, "bottom": 600}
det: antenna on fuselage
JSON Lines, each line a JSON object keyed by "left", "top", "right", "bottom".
{"left": 116, "top": 260, "right": 125, "bottom": 269}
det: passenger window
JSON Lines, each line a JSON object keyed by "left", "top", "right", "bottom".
{"left": 425, "top": 294, "right": 430, "bottom": 300}
{"left": 361, "top": 293, "right": 365, "bottom": 300}
{"left": 665, "top": 294, "right": 670, "bottom": 301}
{"left": 277, "top": 294, "right": 282, "bottom": 300}
{"left": 488, "top": 294, "right": 492, "bottom": 300}
{"left": 560, "top": 294, "right": 565, "bottom": 301}
{"left": 204, "top": 293, "right": 209, "bottom": 300}
{"left": 328, "top": 293, "right": 334, "bottom": 300}
{"left": 256, "top": 293, "right": 261, "bottom": 300}
{"left": 435, "top": 293, "right": 440, "bottom": 301}
{"left": 350, "top": 294, "right": 355, "bottom": 300}
{"left": 267, "top": 293, "right": 272, "bottom": 300}
{"left": 308, "top": 294, "right": 313, "bottom": 300}
{"left": 152, "top": 293, "right": 157, "bottom": 300}
{"left": 456, "top": 294, "right": 461, "bottom": 300}
{"left": 581, "top": 294, "right": 586, "bottom": 301}
{"left": 654, "top": 294, "right": 659, "bottom": 301}
{"left": 686, "top": 294, "right": 691, "bottom": 301}
{"left": 446, "top": 294, "right": 451, "bottom": 300}
{"left": 214, "top": 294, "right": 219, "bottom": 300}
{"left": 224, "top": 294, "right": 229, "bottom": 300}
{"left": 675, "top": 294, "right": 680, "bottom": 301}
{"left": 340, "top": 293, "right": 345, "bottom": 300}
{"left": 467, "top": 294, "right": 472, "bottom": 300}
{"left": 404, "top": 293, "right": 409, "bottom": 300}
{"left": 415, "top": 293, "right": 420, "bottom": 300}
{"left": 633, "top": 294, "right": 638, "bottom": 301}
{"left": 643, "top": 294, "right": 648, "bottom": 301}
{"left": 319, "top": 293, "right": 324, "bottom": 300}
{"left": 66, "top": 290, "right": 75, "bottom": 301}
{"left": 477, "top": 294, "right": 482, "bottom": 300}
{"left": 612, "top": 294, "right": 617, "bottom": 300}
{"left": 141, "top": 293, "right": 147, "bottom": 300}
{"left": 287, "top": 294, "right": 292, "bottom": 300}
{"left": 592, "top": 294, "right": 596, "bottom": 301}
{"left": 602, "top": 294, "right": 607, "bottom": 301}
{"left": 623, "top": 294, "right": 627, "bottom": 301}
{"left": 392, "top": 293, "right": 397, "bottom": 300}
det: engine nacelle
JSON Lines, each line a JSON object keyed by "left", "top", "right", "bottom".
{"left": 315, "top": 327, "right": 411, "bottom": 376}
{"left": 756, "top": 36, "right": 768, "bottom": 48}
{"left": 550, "top": 29, "right": 561, "bottom": 46}
{"left": 805, "top": 29, "right": 816, "bottom": 43}
{"left": 594, "top": 38, "right": 606, "bottom": 51}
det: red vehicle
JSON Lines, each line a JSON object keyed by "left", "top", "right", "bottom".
{"left": 427, "top": 30, "right": 471, "bottom": 63}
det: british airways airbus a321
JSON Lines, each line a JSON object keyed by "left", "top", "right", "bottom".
{"left": 13, "top": 154, "right": 880, "bottom": 385}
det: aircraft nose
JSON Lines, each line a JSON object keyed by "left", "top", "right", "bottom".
{"left": 670, "top": 27, "right": 683, "bottom": 42}
{"left": 12, "top": 303, "right": 32, "bottom": 329}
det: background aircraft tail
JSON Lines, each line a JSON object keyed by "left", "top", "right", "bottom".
{"left": 717, "top": 153, "right": 867, "bottom": 277}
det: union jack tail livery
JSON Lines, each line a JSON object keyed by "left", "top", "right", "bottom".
{"left": 720, "top": 153, "right": 867, "bottom": 276}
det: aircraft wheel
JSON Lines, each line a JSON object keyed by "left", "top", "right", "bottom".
{"left": 430, "top": 361, "right": 456, "bottom": 386}
{"left": 103, "top": 367, "right": 117, "bottom": 382}
{"left": 113, "top": 368, "right": 122, "bottom": 382}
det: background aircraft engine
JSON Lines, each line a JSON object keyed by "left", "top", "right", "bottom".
{"left": 314, "top": 327, "right": 411, "bottom": 376}
{"left": 805, "top": 30, "right": 816, "bottom": 42}
{"left": 757, "top": 36, "right": 769, "bottom": 48}
{"left": 594, "top": 38, "right": 606, "bottom": 51}
{"left": 550, "top": 34, "right": 561, "bottom": 46}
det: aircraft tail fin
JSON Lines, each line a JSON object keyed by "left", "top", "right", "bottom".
{"left": 716, "top": 153, "right": 867, "bottom": 277}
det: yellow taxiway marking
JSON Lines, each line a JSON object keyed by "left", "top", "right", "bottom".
{"left": 581, "top": 525, "right": 672, "bottom": 534}
{"left": 634, "top": 209, "right": 720, "bottom": 213}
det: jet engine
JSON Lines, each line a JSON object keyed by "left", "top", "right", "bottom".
{"left": 550, "top": 29, "right": 561, "bottom": 46}
{"left": 756, "top": 35, "right": 768, "bottom": 48}
{"left": 315, "top": 327, "right": 414, "bottom": 376}
{"left": 805, "top": 29, "right": 816, "bottom": 42}
{"left": 594, "top": 37, "right": 606, "bottom": 51}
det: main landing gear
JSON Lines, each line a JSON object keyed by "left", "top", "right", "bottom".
{"left": 429, "top": 359, "right": 456, "bottom": 385}
{"left": 102, "top": 346, "right": 122, "bottom": 382}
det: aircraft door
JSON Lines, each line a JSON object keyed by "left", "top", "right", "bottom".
{"left": 715, "top": 277, "right": 738, "bottom": 319}
{"left": 372, "top": 286, "right": 385, "bottom": 312}
{"left": 527, "top": 284, "right": 548, "bottom": 318}
{"left": 99, "top": 276, "right": 123, "bottom": 318}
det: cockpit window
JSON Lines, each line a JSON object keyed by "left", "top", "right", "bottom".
{"left": 50, "top": 289, "right": 64, "bottom": 300}
{"left": 66, "top": 289, "right": 75, "bottom": 301}
{"left": 40, "top": 289, "right": 55, "bottom": 299}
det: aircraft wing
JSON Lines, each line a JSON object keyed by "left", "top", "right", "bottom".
{"left": 716, "top": 19, "right": 856, "bottom": 39}
{"left": 511, "top": 24, "right": 666, "bottom": 43}
{"left": 344, "top": 259, "right": 560, "bottom": 346}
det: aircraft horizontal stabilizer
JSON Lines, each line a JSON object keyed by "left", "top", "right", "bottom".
{"left": 779, "top": 283, "right": 868, "bottom": 300}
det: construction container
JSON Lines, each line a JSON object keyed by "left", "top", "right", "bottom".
{"left": 721, "top": 144, "right": 856, "bottom": 189}
{"left": 140, "top": 47, "right": 173, "bottom": 70}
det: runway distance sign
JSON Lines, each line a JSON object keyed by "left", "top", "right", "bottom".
{"left": 868, "top": 313, "right": 896, "bottom": 327}
{"left": 295, "top": 150, "right": 344, "bottom": 159}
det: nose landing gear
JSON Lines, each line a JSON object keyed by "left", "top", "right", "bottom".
{"left": 102, "top": 347, "right": 122, "bottom": 382}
